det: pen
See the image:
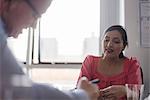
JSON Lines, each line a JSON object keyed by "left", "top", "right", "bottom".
{"left": 71, "top": 79, "right": 100, "bottom": 91}
{"left": 90, "top": 79, "right": 100, "bottom": 84}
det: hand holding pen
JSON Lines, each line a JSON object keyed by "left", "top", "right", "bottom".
{"left": 90, "top": 78, "right": 100, "bottom": 84}
{"left": 73, "top": 78, "right": 100, "bottom": 90}
{"left": 77, "top": 77, "right": 100, "bottom": 100}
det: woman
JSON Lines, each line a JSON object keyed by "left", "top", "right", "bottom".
{"left": 77, "top": 25, "right": 143, "bottom": 100}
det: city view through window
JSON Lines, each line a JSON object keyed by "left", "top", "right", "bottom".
{"left": 39, "top": 0, "right": 100, "bottom": 63}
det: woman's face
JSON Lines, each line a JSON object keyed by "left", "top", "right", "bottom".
{"left": 102, "top": 30, "right": 124, "bottom": 59}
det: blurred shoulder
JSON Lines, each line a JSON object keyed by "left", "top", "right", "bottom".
{"left": 125, "top": 56, "right": 141, "bottom": 67}
{"left": 126, "top": 56, "right": 140, "bottom": 63}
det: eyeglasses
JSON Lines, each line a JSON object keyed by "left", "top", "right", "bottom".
{"left": 24, "top": 0, "right": 41, "bottom": 19}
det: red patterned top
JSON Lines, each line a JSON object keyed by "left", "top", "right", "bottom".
{"left": 77, "top": 55, "right": 143, "bottom": 99}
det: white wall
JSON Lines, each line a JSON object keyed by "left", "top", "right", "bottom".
{"left": 124, "top": 0, "right": 150, "bottom": 97}
{"left": 100, "top": 0, "right": 150, "bottom": 98}
{"left": 100, "top": 0, "right": 120, "bottom": 37}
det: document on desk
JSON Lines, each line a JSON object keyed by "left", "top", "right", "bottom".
{"left": 139, "top": 0, "right": 150, "bottom": 47}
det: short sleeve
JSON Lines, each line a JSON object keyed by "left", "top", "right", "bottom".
{"left": 77, "top": 55, "right": 94, "bottom": 84}
{"left": 126, "top": 57, "right": 143, "bottom": 84}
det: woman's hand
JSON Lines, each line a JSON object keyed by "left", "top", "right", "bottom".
{"left": 77, "top": 77, "right": 99, "bottom": 100}
{"left": 99, "top": 85, "right": 126, "bottom": 99}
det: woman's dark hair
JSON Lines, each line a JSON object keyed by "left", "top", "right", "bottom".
{"left": 104, "top": 25, "right": 128, "bottom": 58}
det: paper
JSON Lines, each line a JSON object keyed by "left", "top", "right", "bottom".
{"left": 140, "top": 1, "right": 150, "bottom": 47}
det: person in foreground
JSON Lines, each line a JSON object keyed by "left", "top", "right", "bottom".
{"left": 0, "top": 0, "right": 99, "bottom": 99}
{"left": 77, "top": 25, "right": 143, "bottom": 100}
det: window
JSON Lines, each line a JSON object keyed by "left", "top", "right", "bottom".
{"left": 8, "top": 0, "right": 100, "bottom": 64}
{"left": 7, "top": 29, "right": 29, "bottom": 63}
{"left": 37, "top": 0, "right": 100, "bottom": 63}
